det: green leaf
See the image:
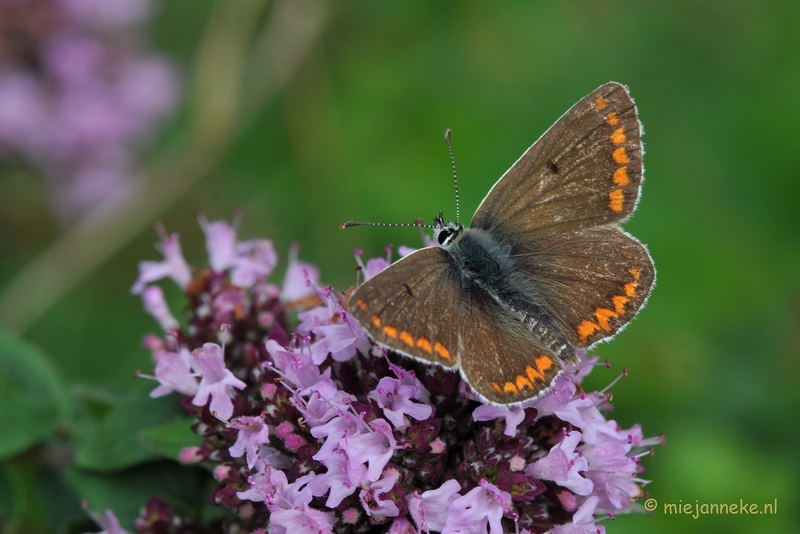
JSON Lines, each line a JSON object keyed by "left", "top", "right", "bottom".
{"left": 138, "top": 418, "right": 203, "bottom": 460}
{"left": 1, "top": 462, "right": 84, "bottom": 534}
{"left": 0, "top": 329, "right": 69, "bottom": 460}
{"left": 0, "top": 328, "right": 69, "bottom": 405}
{"left": 66, "top": 461, "right": 219, "bottom": 528}
{"left": 0, "top": 397, "right": 59, "bottom": 460}
{"left": 74, "top": 388, "right": 189, "bottom": 471}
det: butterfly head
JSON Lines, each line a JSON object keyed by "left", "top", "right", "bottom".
{"left": 433, "top": 210, "right": 463, "bottom": 249}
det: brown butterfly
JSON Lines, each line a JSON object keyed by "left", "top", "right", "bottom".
{"left": 343, "top": 82, "right": 655, "bottom": 405}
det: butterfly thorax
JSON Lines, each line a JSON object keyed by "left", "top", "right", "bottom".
{"left": 444, "top": 228, "right": 508, "bottom": 290}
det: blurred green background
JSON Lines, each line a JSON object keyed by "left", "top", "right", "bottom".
{"left": 1, "top": 0, "right": 798, "bottom": 532}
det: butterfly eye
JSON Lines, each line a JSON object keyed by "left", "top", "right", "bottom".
{"left": 437, "top": 230, "right": 451, "bottom": 245}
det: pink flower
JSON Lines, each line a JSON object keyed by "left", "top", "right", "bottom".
{"left": 551, "top": 496, "right": 606, "bottom": 534}
{"left": 85, "top": 509, "right": 129, "bottom": 534}
{"left": 281, "top": 244, "right": 320, "bottom": 302}
{"left": 178, "top": 446, "right": 203, "bottom": 464}
{"left": 230, "top": 238, "right": 278, "bottom": 287}
{"left": 211, "top": 287, "right": 246, "bottom": 324}
{"left": 140, "top": 286, "right": 179, "bottom": 332}
{"left": 407, "top": 479, "right": 462, "bottom": 532}
{"left": 150, "top": 348, "right": 198, "bottom": 398}
{"left": 266, "top": 339, "right": 337, "bottom": 399}
{"left": 297, "top": 389, "right": 356, "bottom": 428}
{"left": 360, "top": 472, "right": 400, "bottom": 519}
{"left": 354, "top": 245, "right": 394, "bottom": 281}
{"left": 0, "top": 0, "right": 181, "bottom": 220}
{"left": 298, "top": 288, "right": 369, "bottom": 364}
{"left": 202, "top": 218, "right": 239, "bottom": 272}
{"left": 265, "top": 469, "right": 335, "bottom": 534}
{"left": 363, "top": 256, "right": 390, "bottom": 280}
{"left": 387, "top": 516, "right": 416, "bottom": 534}
{"left": 583, "top": 436, "right": 643, "bottom": 511}
{"left": 343, "top": 418, "right": 400, "bottom": 483}
{"left": 308, "top": 449, "right": 357, "bottom": 508}
{"left": 527, "top": 431, "right": 593, "bottom": 496}
{"left": 310, "top": 413, "right": 360, "bottom": 463}
{"left": 131, "top": 232, "right": 191, "bottom": 294}
{"left": 533, "top": 375, "right": 579, "bottom": 417}
{"left": 373, "top": 373, "right": 432, "bottom": 428}
{"left": 228, "top": 415, "right": 271, "bottom": 470}
{"left": 472, "top": 403, "right": 527, "bottom": 437}
{"left": 443, "top": 479, "right": 511, "bottom": 534}
{"left": 190, "top": 343, "right": 246, "bottom": 421}
{"left": 62, "top": 0, "right": 152, "bottom": 27}
{"left": 200, "top": 217, "right": 277, "bottom": 287}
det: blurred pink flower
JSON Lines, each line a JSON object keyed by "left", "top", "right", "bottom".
{"left": 0, "top": 0, "right": 181, "bottom": 220}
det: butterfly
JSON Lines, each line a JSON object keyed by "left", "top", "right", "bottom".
{"left": 344, "top": 82, "right": 655, "bottom": 405}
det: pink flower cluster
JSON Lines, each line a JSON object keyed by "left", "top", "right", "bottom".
{"left": 0, "top": 0, "right": 180, "bottom": 219}
{"left": 131, "top": 216, "right": 661, "bottom": 534}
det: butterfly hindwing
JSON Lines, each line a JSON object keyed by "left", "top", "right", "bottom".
{"left": 471, "top": 82, "right": 643, "bottom": 242}
{"left": 455, "top": 286, "right": 565, "bottom": 404}
{"left": 511, "top": 226, "right": 655, "bottom": 349}
{"left": 348, "top": 247, "right": 461, "bottom": 369}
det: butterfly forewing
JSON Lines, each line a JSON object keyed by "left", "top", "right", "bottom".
{"left": 471, "top": 82, "right": 643, "bottom": 242}
{"left": 348, "top": 248, "right": 461, "bottom": 369}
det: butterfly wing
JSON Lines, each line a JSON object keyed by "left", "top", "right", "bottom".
{"left": 455, "top": 285, "right": 565, "bottom": 404}
{"left": 348, "top": 247, "right": 462, "bottom": 369}
{"left": 469, "top": 81, "right": 654, "bottom": 348}
{"left": 470, "top": 82, "right": 643, "bottom": 241}
{"left": 511, "top": 226, "right": 655, "bottom": 349}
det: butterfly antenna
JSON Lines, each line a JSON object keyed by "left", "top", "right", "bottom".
{"left": 340, "top": 220, "right": 434, "bottom": 229}
{"left": 444, "top": 129, "right": 460, "bottom": 224}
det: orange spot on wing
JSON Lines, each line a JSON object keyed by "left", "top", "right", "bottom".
{"left": 577, "top": 320, "right": 600, "bottom": 342}
{"left": 356, "top": 299, "right": 367, "bottom": 311}
{"left": 595, "top": 95, "right": 609, "bottom": 110}
{"left": 491, "top": 382, "right": 503, "bottom": 393}
{"left": 503, "top": 382, "right": 519, "bottom": 394}
{"left": 434, "top": 342, "right": 451, "bottom": 361}
{"left": 416, "top": 337, "right": 432, "bottom": 353}
{"left": 516, "top": 375, "right": 533, "bottom": 390}
{"left": 526, "top": 365, "right": 543, "bottom": 383}
{"left": 613, "top": 166, "right": 630, "bottom": 186}
{"left": 576, "top": 266, "right": 645, "bottom": 342}
{"left": 611, "top": 127, "right": 626, "bottom": 145}
{"left": 612, "top": 295, "right": 629, "bottom": 315}
{"left": 624, "top": 281, "right": 638, "bottom": 297}
{"left": 606, "top": 112, "right": 620, "bottom": 126}
{"left": 609, "top": 189, "right": 625, "bottom": 212}
{"left": 612, "top": 147, "right": 629, "bottom": 164}
{"left": 371, "top": 315, "right": 381, "bottom": 328}
{"left": 526, "top": 355, "right": 555, "bottom": 384}
{"left": 595, "top": 308, "right": 617, "bottom": 330}
{"left": 400, "top": 331, "right": 414, "bottom": 347}
{"left": 535, "top": 354, "right": 554, "bottom": 372}
{"left": 383, "top": 326, "right": 398, "bottom": 339}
